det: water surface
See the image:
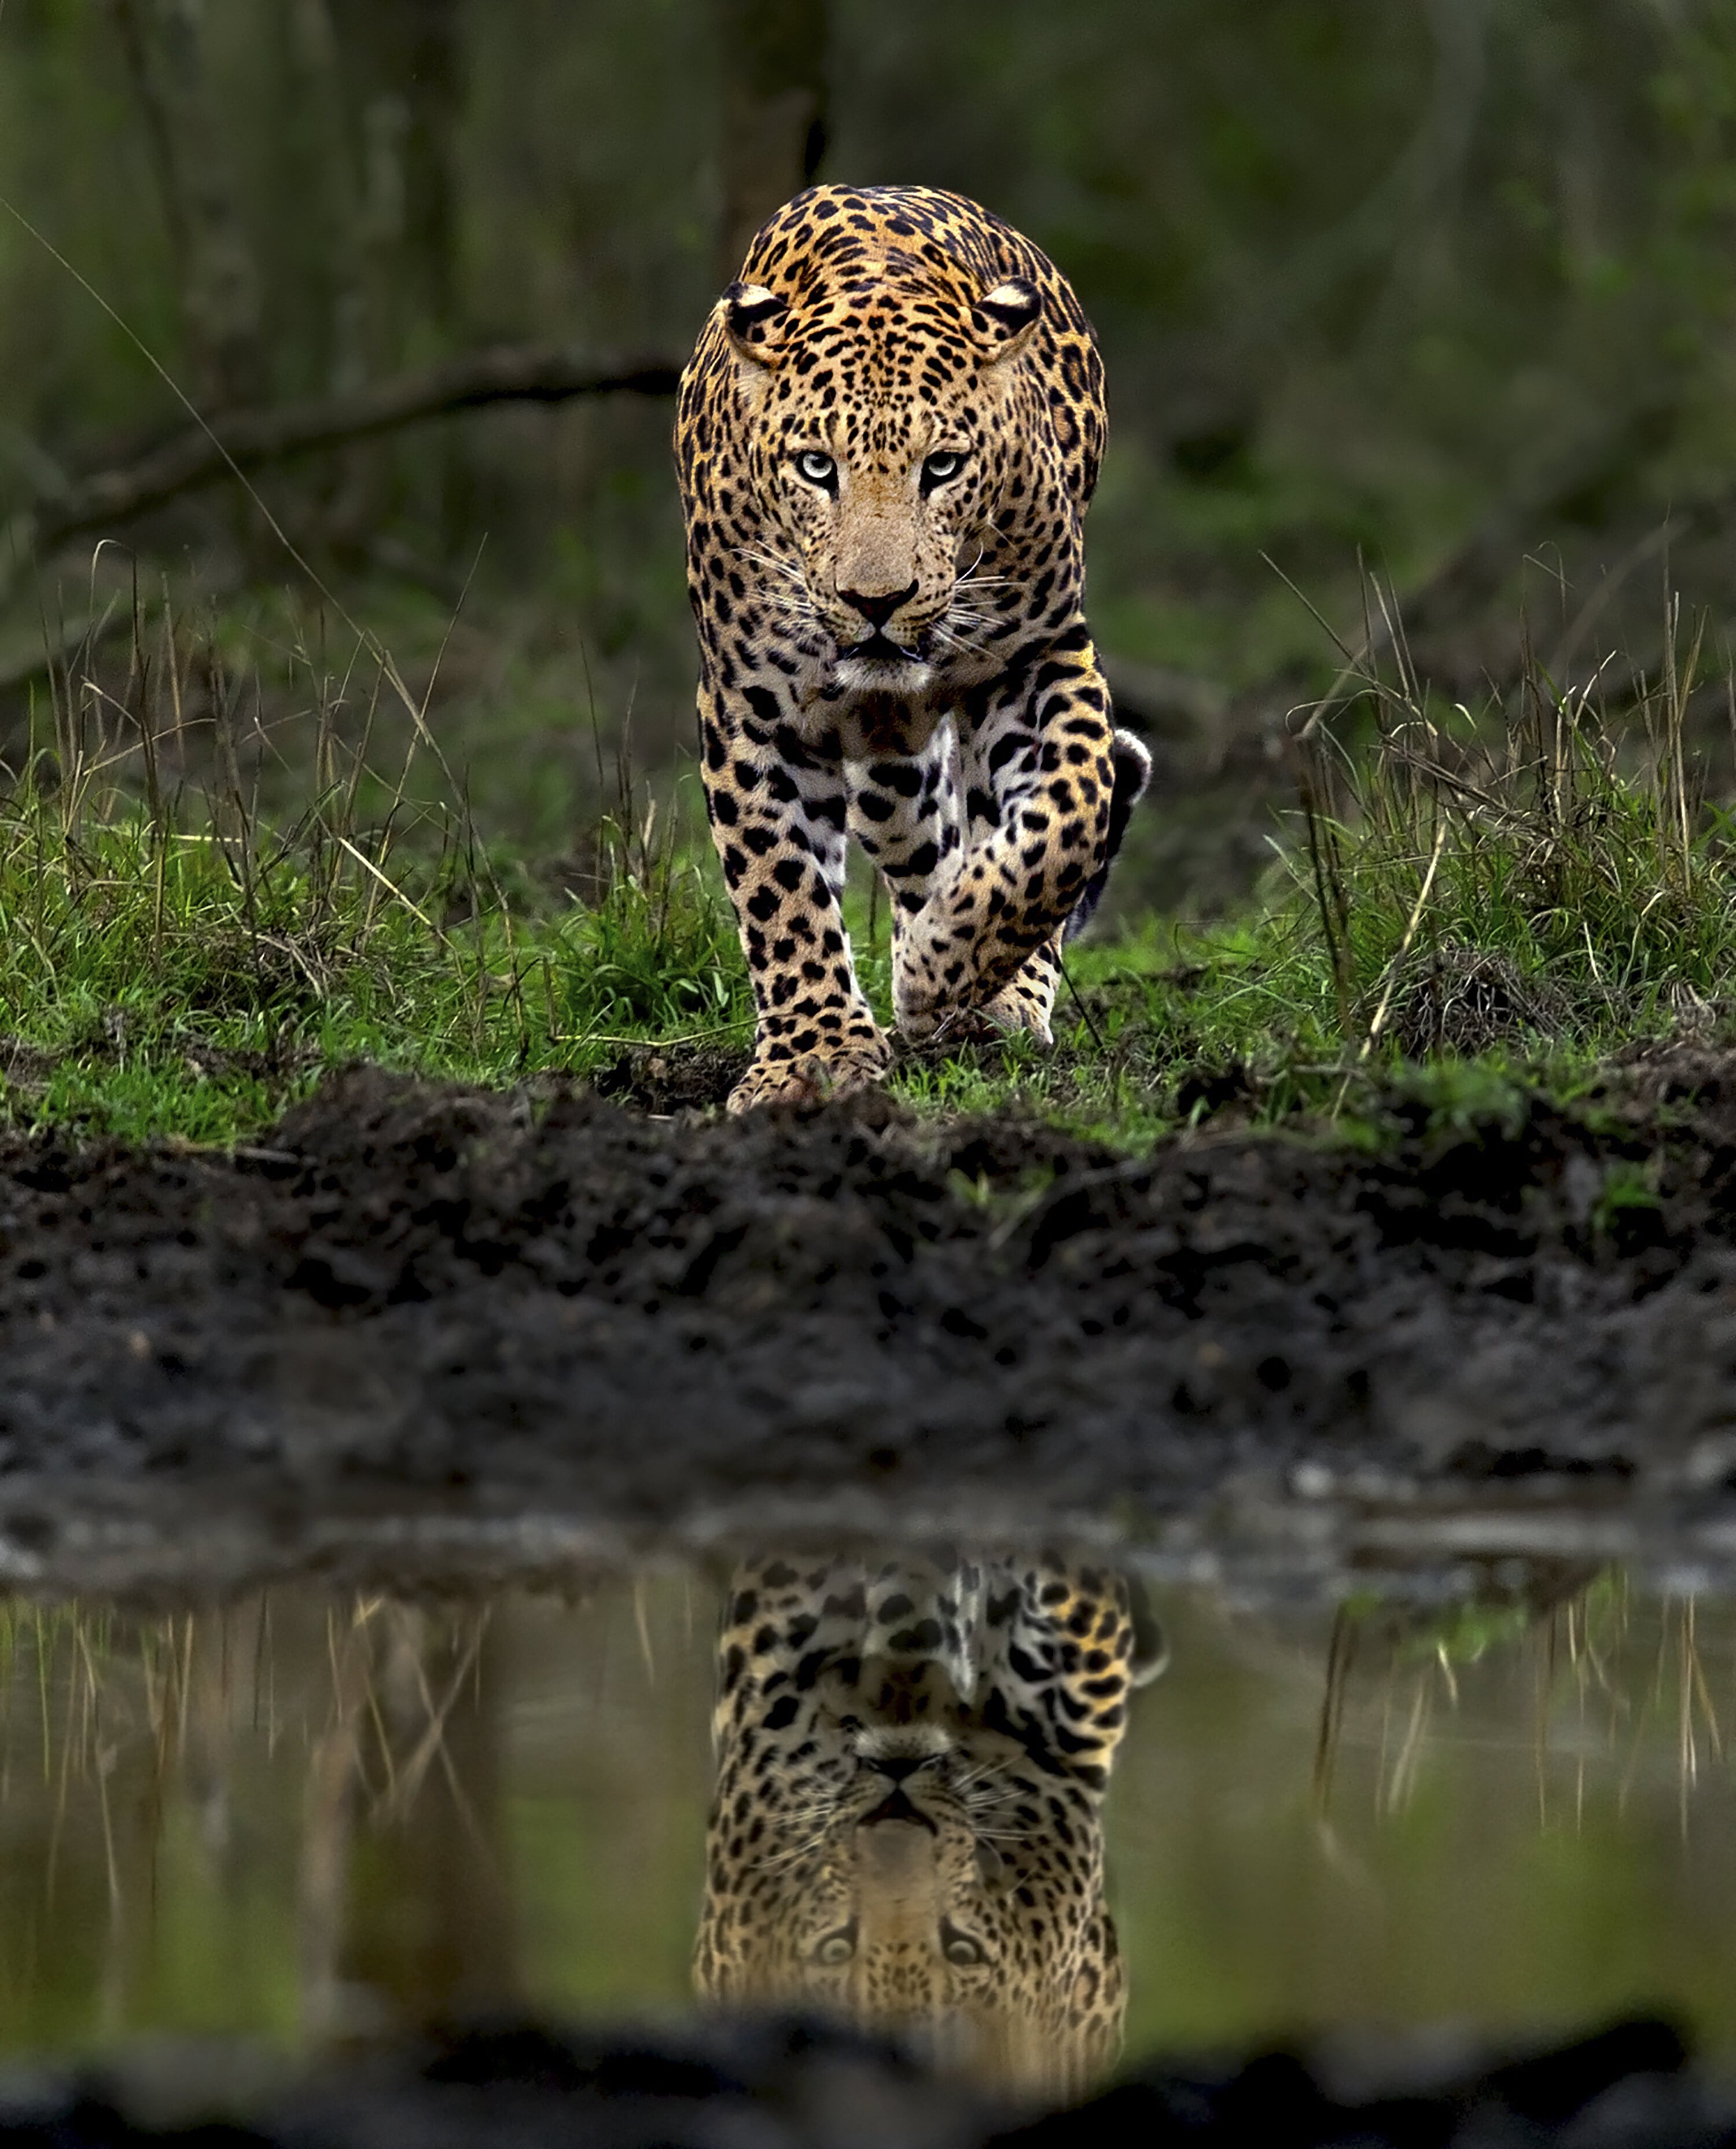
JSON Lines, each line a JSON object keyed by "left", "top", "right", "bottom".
{"left": 1, "top": 1557, "right": 1733, "bottom": 2092}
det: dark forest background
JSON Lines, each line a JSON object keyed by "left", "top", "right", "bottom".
{"left": 5, "top": 0, "right": 1736, "bottom": 910}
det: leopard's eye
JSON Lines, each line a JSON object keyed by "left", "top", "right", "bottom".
{"left": 942, "top": 1931, "right": 984, "bottom": 1967}
{"left": 814, "top": 1928, "right": 855, "bottom": 1965}
{"left": 795, "top": 450, "right": 836, "bottom": 488}
{"left": 921, "top": 451, "right": 965, "bottom": 490}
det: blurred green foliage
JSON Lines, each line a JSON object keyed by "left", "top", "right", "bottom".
{"left": 6, "top": 0, "right": 1736, "bottom": 884}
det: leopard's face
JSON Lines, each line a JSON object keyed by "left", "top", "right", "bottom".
{"left": 734, "top": 1724, "right": 1106, "bottom": 2065}
{"left": 696, "top": 1555, "right": 1147, "bottom": 2099}
{"left": 720, "top": 274, "right": 1054, "bottom": 700}
{"left": 702, "top": 1707, "right": 1121, "bottom": 2094}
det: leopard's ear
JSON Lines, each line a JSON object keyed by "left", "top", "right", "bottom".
{"left": 721, "top": 281, "right": 789, "bottom": 364}
{"left": 969, "top": 277, "right": 1041, "bottom": 362}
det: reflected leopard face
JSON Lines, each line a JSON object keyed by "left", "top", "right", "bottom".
{"left": 694, "top": 1553, "right": 1162, "bottom": 2097}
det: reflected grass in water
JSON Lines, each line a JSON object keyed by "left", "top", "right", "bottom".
{"left": 3, "top": 1568, "right": 1736, "bottom": 2078}
{"left": 1116, "top": 1578, "right": 1736, "bottom": 2056}
{"left": 0, "top": 1585, "right": 711, "bottom": 2054}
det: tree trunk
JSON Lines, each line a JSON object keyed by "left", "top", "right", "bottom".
{"left": 107, "top": 0, "right": 268, "bottom": 413}
{"left": 330, "top": 0, "right": 464, "bottom": 347}
{"left": 714, "top": 0, "right": 829, "bottom": 284}
{"left": 284, "top": 0, "right": 372, "bottom": 396}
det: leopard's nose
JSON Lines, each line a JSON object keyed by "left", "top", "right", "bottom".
{"left": 838, "top": 581, "right": 918, "bottom": 627}
{"left": 877, "top": 1754, "right": 928, "bottom": 1784}
{"left": 860, "top": 1786, "right": 937, "bottom": 1833}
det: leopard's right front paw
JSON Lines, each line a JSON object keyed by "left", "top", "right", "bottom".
{"left": 726, "top": 1035, "right": 892, "bottom": 1115}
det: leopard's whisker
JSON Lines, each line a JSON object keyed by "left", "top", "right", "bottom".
{"left": 951, "top": 1759, "right": 1003, "bottom": 1790}
{"left": 761, "top": 594, "right": 822, "bottom": 625}
{"left": 757, "top": 1830, "right": 829, "bottom": 1871}
{"left": 737, "top": 543, "right": 808, "bottom": 587}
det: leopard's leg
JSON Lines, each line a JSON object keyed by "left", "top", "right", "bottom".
{"left": 841, "top": 722, "right": 968, "bottom": 1041}
{"left": 961, "top": 724, "right": 1061, "bottom": 1045}
{"left": 981, "top": 1557, "right": 1157, "bottom": 1788}
{"left": 895, "top": 623, "right": 1115, "bottom": 1037}
{"left": 971, "top": 729, "right": 1152, "bottom": 1041}
{"left": 697, "top": 684, "right": 889, "bottom": 1113}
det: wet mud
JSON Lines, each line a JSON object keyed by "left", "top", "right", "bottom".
{"left": 8, "top": 2015, "right": 1724, "bottom": 2149}
{"left": 1, "top": 1048, "right": 1735, "bottom": 1579}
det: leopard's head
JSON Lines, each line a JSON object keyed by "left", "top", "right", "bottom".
{"left": 695, "top": 1673, "right": 1123, "bottom": 2097}
{"left": 716, "top": 270, "right": 1055, "bottom": 698}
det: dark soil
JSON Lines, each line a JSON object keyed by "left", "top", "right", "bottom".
{"left": 3, "top": 1045, "right": 1736, "bottom": 1576}
{"left": 7, "top": 2013, "right": 1722, "bottom": 2149}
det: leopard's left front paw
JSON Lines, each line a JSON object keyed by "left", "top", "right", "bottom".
{"left": 892, "top": 928, "right": 959, "bottom": 1041}
{"left": 976, "top": 980, "right": 1054, "bottom": 1045}
{"left": 979, "top": 940, "right": 1059, "bottom": 1044}
{"left": 896, "top": 928, "right": 1056, "bottom": 1048}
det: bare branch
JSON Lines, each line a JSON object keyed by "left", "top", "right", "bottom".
{"left": 19, "top": 346, "right": 681, "bottom": 561}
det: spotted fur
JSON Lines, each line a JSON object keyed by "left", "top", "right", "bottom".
{"left": 694, "top": 1551, "right": 1165, "bottom": 2096}
{"left": 675, "top": 185, "right": 1151, "bottom": 1114}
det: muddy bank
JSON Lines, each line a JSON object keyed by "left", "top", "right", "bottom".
{"left": 2, "top": 1053, "right": 1736, "bottom": 1579}
{"left": 5, "top": 2015, "right": 1723, "bottom": 2149}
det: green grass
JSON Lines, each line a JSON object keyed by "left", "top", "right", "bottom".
{"left": 0, "top": 590, "right": 755, "bottom": 1142}
{"left": 2, "top": 587, "right": 1733, "bottom": 1149}
{"left": 899, "top": 596, "right": 1736, "bottom": 1146}
{"left": 0, "top": 793, "right": 749, "bottom": 1143}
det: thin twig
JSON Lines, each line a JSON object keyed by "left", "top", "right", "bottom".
{"left": 550, "top": 1019, "right": 753, "bottom": 1049}
{"left": 1358, "top": 815, "right": 1449, "bottom": 1060}
{"left": 1057, "top": 949, "right": 1106, "bottom": 1053}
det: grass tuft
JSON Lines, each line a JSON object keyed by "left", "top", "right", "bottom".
{"left": 1287, "top": 594, "right": 1736, "bottom": 1059}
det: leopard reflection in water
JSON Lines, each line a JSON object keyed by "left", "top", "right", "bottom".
{"left": 694, "top": 1550, "right": 1166, "bottom": 2097}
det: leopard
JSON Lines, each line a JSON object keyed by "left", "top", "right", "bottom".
{"left": 675, "top": 183, "right": 1151, "bottom": 1115}
{"left": 693, "top": 1548, "right": 1167, "bottom": 2099}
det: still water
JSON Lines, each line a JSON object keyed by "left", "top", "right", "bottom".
{"left": 1, "top": 1552, "right": 1733, "bottom": 2096}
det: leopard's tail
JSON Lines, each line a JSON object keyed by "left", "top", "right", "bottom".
{"left": 1064, "top": 726, "right": 1152, "bottom": 941}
